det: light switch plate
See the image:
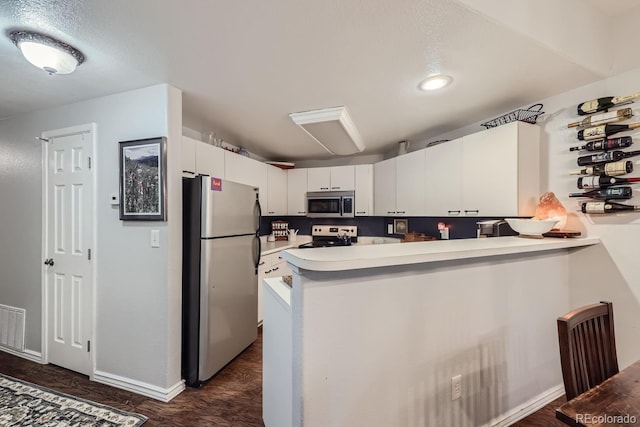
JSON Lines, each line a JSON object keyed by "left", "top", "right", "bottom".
{"left": 150, "top": 230, "right": 160, "bottom": 248}
{"left": 110, "top": 192, "right": 119, "bottom": 205}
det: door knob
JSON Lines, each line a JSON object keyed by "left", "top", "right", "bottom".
{"left": 44, "top": 258, "right": 54, "bottom": 266}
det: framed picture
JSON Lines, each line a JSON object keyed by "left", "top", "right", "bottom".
{"left": 119, "top": 137, "right": 167, "bottom": 221}
{"left": 393, "top": 219, "right": 408, "bottom": 234}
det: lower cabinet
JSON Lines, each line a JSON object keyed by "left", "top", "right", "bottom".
{"left": 257, "top": 251, "right": 292, "bottom": 324}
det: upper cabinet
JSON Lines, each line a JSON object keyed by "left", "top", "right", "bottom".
{"left": 266, "top": 166, "right": 287, "bottom": 216}
{"left": 181, "top": 136, "right": 225, "bottom": 178}
{"left": 354, "top": 164, "right": 373, "bottom": 216}
{"left": 182, "top": 136, "right": 197, "bottom": 176}
{"left": 461, "top": 121, "right": 539, "bottom": 217}
{"left": 424, "top": 139, "right": 463, "bottom": 216}
{"left": 224, "top": 151, "right": 268, "bottom": 212}
{"left": 424, "top": 121, "right": 540, "bottom": 217}
{"left": 307, "top": 166, "right": 355, "bottom": 191}
{"left": 287, "top": 168, "right": 308, "bottom": 216}
{"left": 374, "top": 151, "right": 426, "bottom": 216}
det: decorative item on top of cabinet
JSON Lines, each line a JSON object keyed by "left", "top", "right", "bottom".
{"left": 480, "top": 104, "right": 544, "bottom": 129}
{"left": 271, "top": 220, "right": 289, "bottom": 241}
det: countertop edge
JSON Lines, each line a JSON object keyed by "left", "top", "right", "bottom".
{"left": 281, "top": 236, "right": 601, "bottom": 272}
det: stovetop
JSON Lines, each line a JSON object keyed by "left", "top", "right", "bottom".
{"left": 297, "top": 225, "right": 358, "bottom": 249}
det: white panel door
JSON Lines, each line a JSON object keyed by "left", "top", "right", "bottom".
{"left": 44, "top": 125, "right": 94, "bottom": 376}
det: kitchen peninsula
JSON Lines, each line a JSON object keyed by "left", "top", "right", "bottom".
{"left": 263, "top": 236, "right": 600, "bottom": 427}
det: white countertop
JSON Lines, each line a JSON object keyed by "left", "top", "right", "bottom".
{"left": 281, "top": 236, "right": 601, "bottom": 272}
{"left": 260, "top": 235, "right": 312, "bottom": 256}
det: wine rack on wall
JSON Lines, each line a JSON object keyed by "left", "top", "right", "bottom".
{"left": 568, "top": 93, "right": 640, "bottom": 220}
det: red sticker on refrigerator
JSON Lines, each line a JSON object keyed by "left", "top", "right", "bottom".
{"left": 211, "top": 177, "right": 222, "bottom": 191}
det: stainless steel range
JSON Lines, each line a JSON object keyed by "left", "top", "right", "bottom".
{"left": 297, "top": 225, "right": 358, "bottom": 248}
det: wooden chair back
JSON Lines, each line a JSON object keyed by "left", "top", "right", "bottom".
{"left": 557, "top": 301, "right": 619, "bottom": 400}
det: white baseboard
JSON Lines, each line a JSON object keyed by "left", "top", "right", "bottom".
{"left": 93, "top": 370, "right": 185, "bottom": 402}
{"left": 0, "top": 346, "right": 43, "bottom": 364}
{"left": 487, "top": 384, "right": 565, "bottom": 427}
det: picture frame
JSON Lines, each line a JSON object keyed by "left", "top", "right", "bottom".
{"left": 393, "top": 219, "right": 408, "bottom": 234}
{"left": 119, "top": 137, "right": 167, "bottom": 221}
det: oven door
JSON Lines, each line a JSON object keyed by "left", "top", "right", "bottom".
{"left": 306, "top": 195, "right": 342, "bottom": 218}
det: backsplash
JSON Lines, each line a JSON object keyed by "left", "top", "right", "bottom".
{"left": 260, "top": 216, "right": 519, "bottom": 240}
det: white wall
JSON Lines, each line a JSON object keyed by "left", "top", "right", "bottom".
{"left": 0, "top": 84, "right": 184, "bottom": 394}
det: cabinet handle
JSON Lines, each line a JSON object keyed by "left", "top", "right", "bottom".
{"left": 268, "top": 211, "right": 275, "bottom": 214}
{"left": 464, "top": 209, "right": 479, "bottom": 215}
{"left": 447, "top": 210, "right": 461, "bottom": 215}
{"left": 320, "top": 187, "right": 329, "bottom": 190}
{"left": 331, "top": 186, "right": 340, "bottom": 189}
{"left": 397, "top": 211, "right": 406, "bottom": 214}
{"left": 272, "top": 266, "right": 279, "bottom": 272}
{"left": 265, "top": 269, "right": 273, "bottom": 274}
{"left": 278, "top": 256, "right": 283, "bottom": 259}
{"left": 298, "top": 211, "right": 306, "bottom": 214}
{"left": 356, "top": 211, "right": 366, "bottom": 214}
{"left": 259, "top": 261, "right": 265, "bottom": 266}
{"left": 387, "top": 211, "right": 396, "bottom": 214}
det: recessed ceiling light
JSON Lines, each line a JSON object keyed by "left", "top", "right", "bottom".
{"left": 418, "top": 74, "right": 453, "bottom": 91}
{"left": 8, "top": 30, "right": 85, "bottom": 75}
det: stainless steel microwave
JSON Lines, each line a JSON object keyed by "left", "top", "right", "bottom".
{"left": 306, "top": 191, "right": 355, "bottom": 218}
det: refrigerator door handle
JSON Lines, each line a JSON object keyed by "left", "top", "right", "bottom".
{"left": 252, "top": 235, "right": 261, "bottom": 273}
{"left": 254, "top": 196, "right": 262, "bottom": 234}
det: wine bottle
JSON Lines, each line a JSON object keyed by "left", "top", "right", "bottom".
{"left": 577, "top": 150, "right": 640, "bottom": 166}
{"left": 577, "top": 92, "right": 640, "bottom": 116}
{"left": 581, "top": 201, "right": 640, "bottom": 213}
{"left": 569, "top": 136, "right": 632, "bottom": 152}
{"left": 577, "top": 175, "right": 640, "bottom": 189}
{"left": 569, "top": 186, "right": 632, "bottom": 200}
{"left": 568, "top": 108, "right": 633, "bottom": 128}
{"left": 570, "top": 160, "right": 633, "bottom": 176}
{"left": 577, "top": 123, "right": 640, "bottom": 141}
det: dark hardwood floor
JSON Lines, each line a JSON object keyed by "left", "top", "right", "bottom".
{"left": 0, "top": 329, "right": 567, "bottom": 426}
{"left": 0, "top": 330, "right": 264, "bottom": 427}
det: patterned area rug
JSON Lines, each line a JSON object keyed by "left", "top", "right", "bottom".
{"left": 0, "top": 373, "right": 147, "bottom": 426}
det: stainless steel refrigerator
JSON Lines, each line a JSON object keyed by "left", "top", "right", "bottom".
{"left": 182, "top": 176, "right": 261, "bottom": 387}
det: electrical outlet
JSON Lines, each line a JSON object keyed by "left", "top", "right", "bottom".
{"left": 452, "top": 374, "right": 462, "bottom": 400}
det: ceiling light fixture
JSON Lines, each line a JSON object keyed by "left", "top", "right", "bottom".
{"left": 289, "top": 106, "right": 365, "bottom": 155}
{"left": 8, "top": 30, "right": 85, "bottom": 75}
{"left": 418, "top": 74, "right": 453, "bottom": 91}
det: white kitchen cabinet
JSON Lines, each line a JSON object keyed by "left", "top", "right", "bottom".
{"left": 461, "top": 121, "right": 539, "bottom": 216}
{"left": 425, "top": 138, "right": 463, "bottom": 216}
{"left": 307, "top": 166, "right": 355, "bottom": 191}
{"left": 258, "top": 251, "right": 292, "bottom": 324}
{"left": 374, "top": 157, "right": 397, "bottom": 216}
{"left": 182, "top": 136, "right": 197, "bottom": 176}
{"left": 424, "top": 122, "right": 540, "bottom": 217}
{"left": 374, "top": 151, "right": 426, "bottom": 216}
{"left": 287, "top": 168, "right": 308, "bottom": 215}
{"left": 266, "top": 166, "right": 287, "bottom": 216}
{"left": 224, "top": 151, "right": 268, "bottom": 211}
{"left": 195, "top": 141, "right": 225, "bottom": 178}
{"left": 329, "top": 165, "right": 355, "bottom": 190}
{"left": 307, "top": 167, "right": 331, "bottom": 191}
{"left": 354, "top": 164, "right": 373, "bottom": 216}
{"left": 395, "top": 150, "right": 426, "bottom": 216}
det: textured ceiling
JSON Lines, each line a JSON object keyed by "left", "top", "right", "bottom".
{"left": 1, "top": 0, "right": 640, "bottom": 161}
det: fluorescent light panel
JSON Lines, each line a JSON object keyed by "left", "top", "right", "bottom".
{"left": 290, "top": 106, "right": 365, "bottom": 155}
